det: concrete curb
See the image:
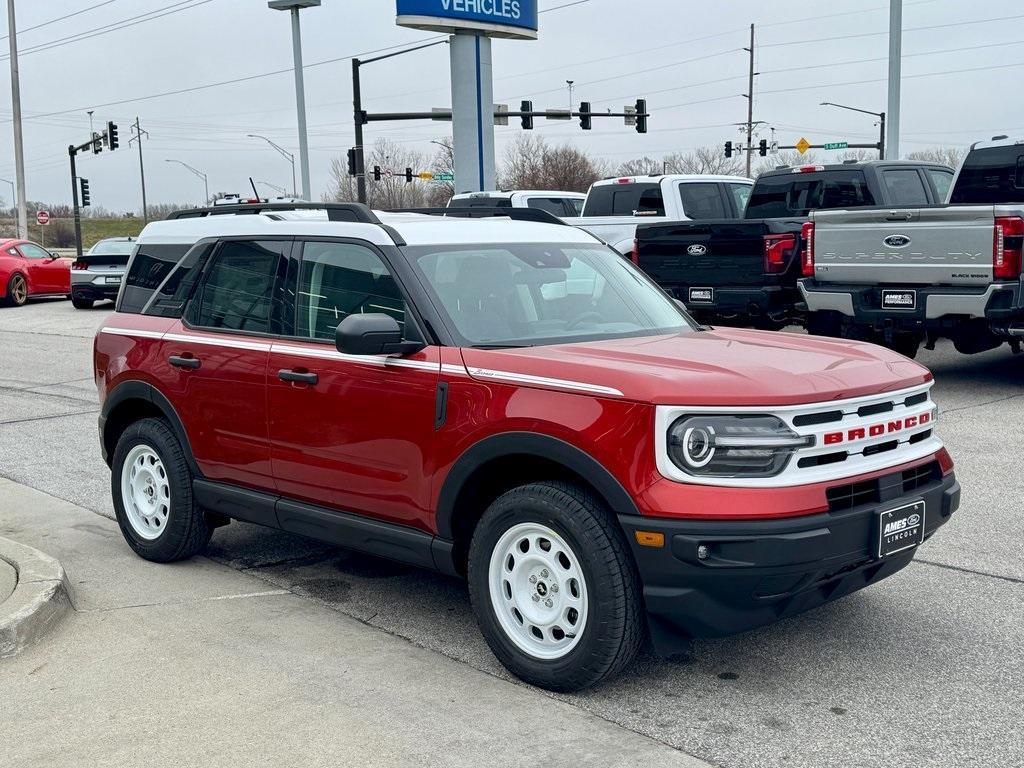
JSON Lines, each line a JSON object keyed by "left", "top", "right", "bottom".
{"left": 0, "top": 536, "right": 73, "bottom": 659}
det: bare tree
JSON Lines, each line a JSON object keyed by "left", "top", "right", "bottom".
{"left": 906, "top": 146, "right": 967, "bottom": 170}
{"left": 838, "top": 148, "right": 877, "bottom": 163}
{"left": 326, "top": 138, "right": 431, "bottom": 209}
{"left": 754, "top": 150, "right": 821, "bottom": 177}
{"left": 500, "top": 135, "right": 605, "bottom": 192}
{"left": 616, "top": 156, "right": 662, "bottom": 176}
{"left": 426, "top": 137, "right": 455, "bottom": 207}
{"left": 664, "top": 147, "right": 744, "bottom": 176}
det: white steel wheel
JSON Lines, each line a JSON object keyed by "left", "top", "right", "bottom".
{"left": 488, "top": 522, "right": 589, "bottom": 661}
{"left": 120, "top": 444, "right": 171, "bottom": 540}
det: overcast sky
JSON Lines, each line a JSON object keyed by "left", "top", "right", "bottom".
{"left": 0, "top": 0, "right": 1019, "bottom": 211}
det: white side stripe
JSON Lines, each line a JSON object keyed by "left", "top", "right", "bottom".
{"left": 164, "top": 332, "right": 273, "bottom": 352}
{"left": 466, "top": 368, "right": 623, "bottom": 397}
{"left": 100, "top": 327, "right": 165, "bottom": 340}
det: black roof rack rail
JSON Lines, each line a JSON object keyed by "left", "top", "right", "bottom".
{"left": 388, "top": 206, "right": 568, "bottom": 226}
{"left": 166, "top": 201, "right": 381, "bottom": 224}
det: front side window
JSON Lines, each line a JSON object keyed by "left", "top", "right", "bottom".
{"left": 186, "top": 240, "right": 292, "bottom": 334}
{"left": 408, "top": 242, "right": 693, "bottom": 347}
{"left": 678, "top": 183, "right": 727, "bottom": 219}
{"left": 19, "top": 243, "right": 50, "bottom": 260}
{"left": 296, "top": 241, "right": 413, "bottom": 342}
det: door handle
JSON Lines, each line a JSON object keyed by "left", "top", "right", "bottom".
{"left": 168, "top": 355, "right": 201, "bottom": 370}
{"left": 278, "top": 369, "right": 318, "bottom": 385}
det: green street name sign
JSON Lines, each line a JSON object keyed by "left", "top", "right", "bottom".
{"left": 823, "top": 141, "right": 849, "bottom": 150}
{"left": 433, "top": 172, "right": 455, "bottom": 182}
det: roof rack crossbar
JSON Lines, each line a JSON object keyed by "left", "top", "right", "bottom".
{"left": 166, "top": 201, "right": 381, "bottom": 224}
{"left": 387, "top": 206, "right": 568, "bottom": 226}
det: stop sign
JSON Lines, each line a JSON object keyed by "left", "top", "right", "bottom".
{"left": 36, "top": 210, "right": 50, "bottom": 226}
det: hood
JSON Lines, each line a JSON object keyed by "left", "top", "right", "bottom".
{"left": 459, "top": 328, "right": 931, "bottom": 406}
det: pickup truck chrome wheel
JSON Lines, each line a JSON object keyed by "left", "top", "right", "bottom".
{"left": 121, "top": 444, "right": 171, "bottom": 540}
{"left": 488, "top": 522, "right": 589, "bottom": 660}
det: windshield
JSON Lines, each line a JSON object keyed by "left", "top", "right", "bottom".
{"left": 406, "top": 242, "right": 695, "bottom": 347}
{"left": 89, "top": 240, "right": 135, "bottom": 256}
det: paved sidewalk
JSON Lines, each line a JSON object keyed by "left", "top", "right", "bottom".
{"left": 0, "top": 478, "right": 712, "bottom": 768}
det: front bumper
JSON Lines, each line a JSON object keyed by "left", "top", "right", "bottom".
{"left": 619, "top": 463, "right": 959, "bottom": 653}
{"left": 799, "top": 278, "right": 1024, "bottom": 330}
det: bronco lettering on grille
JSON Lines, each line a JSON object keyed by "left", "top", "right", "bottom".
{"left": 823, "top": 410, "right": 932, "bottom": 445}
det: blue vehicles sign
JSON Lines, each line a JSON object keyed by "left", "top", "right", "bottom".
{"left": 396, "top": 0, "right": 538, "bottom": 39}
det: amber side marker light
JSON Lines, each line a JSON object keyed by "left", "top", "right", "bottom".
{"left": 634, "top": 531, "right": 665, "bottom": 548}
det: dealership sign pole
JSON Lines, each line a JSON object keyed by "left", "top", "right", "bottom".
{"left": 396, "top": 0, "right": 538, "bottom": 193}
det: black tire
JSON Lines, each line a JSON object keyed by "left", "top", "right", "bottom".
{"left": 886, "top": 333, "right": 921, "bottom": 360}
{"left": 467, "top": 481, "right": 644, "bottom": 692}
{"left": 110, "top": 417, "right": 211, "bottom": 562}
{"left": 3, "top": 272, "right": 28, "bottom": 307}
{"left": 71, "top": 296, "right": 94, "bottom": 310}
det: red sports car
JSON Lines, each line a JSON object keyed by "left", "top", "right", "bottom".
{"left": 0, "top": 238, "right": 71, "bottom": 307}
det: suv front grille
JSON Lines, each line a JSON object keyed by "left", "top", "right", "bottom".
{"left": 827, "top": 460, "right": 942, "bottom": 512}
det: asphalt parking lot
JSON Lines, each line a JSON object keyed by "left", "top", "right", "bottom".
{"left": 2, "top": 299, "right": 1022, "bottom": 768}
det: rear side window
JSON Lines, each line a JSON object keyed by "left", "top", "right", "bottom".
{"left": 927, "top": 168, "right": 954, "bottom": 202}
{"left": 727, "top": 183, "right": 752, "bottom": 214}
{"left": 678, "top": 183, "right": 726, "bottom": 219}
{"left": 950, "top": 146, "right": 1024, "bottom": 204}
{"left": 881, "top": 169, "right": 930, "bottom": 205}
{"left": 745, "top": 171, "right": 874, "bottom": 217}
{"left": 457, "top": 196, "right": 512, "bottom": 208}
{"left": 527, "top": 197, "right": 572, "bottom": 216}
{"left": 186, "top": 240, "right": 293, "bottom": 334}
{"left": 118, "top": 243, "right": 189, "bottom": 314}
{"left": 582, "top": 183, "right": 664, "bottom": 216}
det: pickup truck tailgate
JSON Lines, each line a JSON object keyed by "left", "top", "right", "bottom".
{"left": 636, "top": 220, "right": 775, "bottom": 287}
{"left": 811, "top": 206, "right": 994, "bottom": 285}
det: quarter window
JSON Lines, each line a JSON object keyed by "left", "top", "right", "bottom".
{"left": 186, "top": 240, "right": 292, "bottom": 334}
{"left": 882, "top": 169, "right": 930, "bottom": 205}
{"left": 296, "top": 241, "right": 413, "bottom": 342}
{"left": 926, "top": 169, "right": 954, "bottom": 202}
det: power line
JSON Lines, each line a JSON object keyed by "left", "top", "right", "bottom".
{"left": 0, "top": 0, "right": 125, "bottom": 41}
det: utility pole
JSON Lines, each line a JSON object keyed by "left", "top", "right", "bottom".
{"left": 130, "top": 118, "right": 149, "bottom": 222}
{"left": 7, "top": 0, "right": 28, "bottom": 239}
{"left": 886, "top": 0, "right": 902, "bottom": 159}
{"left": 743, "top": 23, "right": 757, "bottom": 178}
{"left": 353, "top": 58, "right": 367, "bottom": 204}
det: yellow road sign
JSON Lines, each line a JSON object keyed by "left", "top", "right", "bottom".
{"left": 796, "top": 137, "right": 811, "bottom": 155}
{"left": 417, "top": 171, "right": 434, "bottom": 181}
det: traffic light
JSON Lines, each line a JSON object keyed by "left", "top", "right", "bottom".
{"left": 79, "top": 178, "right": 91, "bottom": 207}
{"left": 373, "top": 165, "right": 382, "bottom": 182}
{"left": 758, "top": 139, "right": 768, "bottom": 157}
{"left": 635, "top": 99, "right": 647, "bottom": 134}
{"left": 405, "top": 167, "right": 413, "bottom": 183}
{"left": 579, "top": 101, "right": 592, "bottom": 131}
{"left": 520, "top": 100, "right": 533, "bottom": 130}
{"left": 92, "top": 134, "right": 102, "bottom": 154}
{"left": 725, "top": 141, "right": 733, "bottom": 158}
{"left": 107, "top": 121, "right": 119, "bottom": 151}
{"left": 347, "top": 148, "right": 358, "bottom": 177}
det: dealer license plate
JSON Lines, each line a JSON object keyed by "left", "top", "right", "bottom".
{"left": 688, "top": 287, "right": 713, "bottom": 304}
{"left": 881, "top": 289, "right": 916, "bottom": 310}
{"left": 105, "top": 276, "right": 122, "bottom": 285}
{"left": 877, "top": 500, "right": 925, "bottom": 558}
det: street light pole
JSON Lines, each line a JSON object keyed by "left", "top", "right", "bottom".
{"left": 165, "top": 159, "right": 209, "bottom": 205}
{"left": 257, "top": 180, "right": 288, "bottom": 196}
{"left": 820, "top": 102, "right": 886, "bottom": 159}
{"left": 6, "top": 0, "right": 28, "bottom": 239}
{"left": 268, "top": 0, "right": 320, "bottom": 202}
{"left": 247, "top": 134, "right": 297, "bottom": 197}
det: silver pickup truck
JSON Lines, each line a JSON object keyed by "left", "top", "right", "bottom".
{"left": 800, "top": 136, "right": 1024, "bottom": 357}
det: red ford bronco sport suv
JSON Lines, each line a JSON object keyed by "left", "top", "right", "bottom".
{"left": 94, "top": 202, "right": 959, "bottom": 691}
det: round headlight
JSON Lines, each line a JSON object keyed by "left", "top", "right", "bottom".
{"left": 682, "top": 425, "right": 715, "bottom": 468}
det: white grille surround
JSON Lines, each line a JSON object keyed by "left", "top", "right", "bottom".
{"left": 655, "top": 382, "right": 942, "bottom": 488}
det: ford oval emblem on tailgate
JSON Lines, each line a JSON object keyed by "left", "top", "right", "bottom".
{"left": 687, "top": 244, "right": 708, "bottom": 256}
{"left": 883, "top": 234, "right": 912, "bottom": 248}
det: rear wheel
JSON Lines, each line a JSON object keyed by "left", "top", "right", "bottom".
{"left": 111, "top": 418, "right": 211, "bottom": 562}
{"left": 71, "top": 296, "right": 94, "bottom": 310}
{"left": 467, "top": 481, "right": 644, "bottom": 692}
{"left": 3, "top": 273, "right": 28, "bottom": 307}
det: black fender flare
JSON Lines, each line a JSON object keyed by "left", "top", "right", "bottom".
{"left": 434, "top": 431, "right": 641, "bottom": 541}
{"left": 100, "top": 380, "right": 200, "bottom": 476}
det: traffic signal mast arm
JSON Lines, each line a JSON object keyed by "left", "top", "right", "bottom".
{"left": 358, "top": 100, "right": 649, "bottom": 133}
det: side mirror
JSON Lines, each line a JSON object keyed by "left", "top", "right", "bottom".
{"left": 336, "top": 313, "right": 424, "bottom": 357}
{"left": 47, "top": 252, "right": 60, "bottom": 261}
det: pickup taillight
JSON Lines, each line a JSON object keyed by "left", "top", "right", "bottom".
{"left": 763, "top": 233, "right": 795, "bottom": 274}
{"left": 71, "top": 260, "right": 88, "bottom": 270}
{"left": 993, "top": 216, "right": 1024, "bottom": 280}
{"left": 800, "top": 221, "right": 815, "bottom": 277}
{"left": 630, "top": 238, "right": 639, "bottom": 265}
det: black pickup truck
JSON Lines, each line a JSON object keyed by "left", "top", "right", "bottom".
{"left": 633, "top": 161, "right": 954, "bottom": 329}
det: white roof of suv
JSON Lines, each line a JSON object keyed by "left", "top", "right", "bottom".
{"left": 450, "top": 190, "right": 586, "bottom": 200}
{"left": 136, "top": 206, "right": 603, "bottom": 248}
{"left": 590, "top": 174, "right": 753, "bottom": 186}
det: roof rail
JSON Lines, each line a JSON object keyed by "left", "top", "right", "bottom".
{"left": 387, "top": 206, "right": 568, "bottom": 226}
{"left": 166, "top": 201, "right": 381, "bottom": 224}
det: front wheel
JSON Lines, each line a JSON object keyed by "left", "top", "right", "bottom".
{"left": 467, "top": 482, "right": 644, "bottom": 692}
{"left": 71, "top": 295, "right": 94, "bottom": 310}
{"left": 111, "top": 418, "right": 211, "bottom": 562}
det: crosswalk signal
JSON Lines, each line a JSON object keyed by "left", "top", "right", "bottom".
{"left": 579, "top": 101, "right": 592, "bottom": 131}
{"left": 79, "top": 178, "right": 91, "bottom": 207}
{"left": 107, "top": 121, "right": 119, "bottom": 151}
{"left": 373, "top": 165, "right": 382, "bottom": 182}
{"left": 758, "top": 139, "right": 768, "bottom": 157}
{"left": 521, "top": 100, "right": 534, "bottom": 130}
{"left": 635, "top": 99, "right": 648, "bottom": 134}
{"left": 347, "top": 148, "right": 358, "bottom": 177}
{"left": 405, "top": 167, "right": 413, "bottom": 183}
{"left": 725, "top": 141, "right": 733, "bottom": 158}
